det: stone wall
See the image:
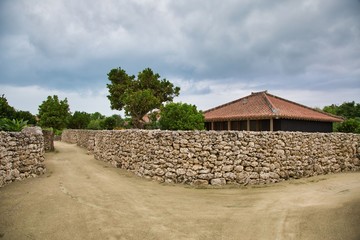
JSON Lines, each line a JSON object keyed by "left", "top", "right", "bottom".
{"left": 61, "top": 129, "right": 96, "bottom": 154}
{"left": 0, "top": 127, "right": 46, "bottom": 187}
{"left": 61, "top": 130, "right": 78, "bottom": 144}
{"left": 62, "top": 129, "right": 360, "bottom": 185}
{"left": 42, "top": 129, "right": 54, "bottom": 152}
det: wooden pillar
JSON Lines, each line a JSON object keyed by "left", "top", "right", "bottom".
{"left": 270, "top": 118, "right": 274, "bottom": 131}
{"left": 211, "top": 121, "right": 214, "bottom": 130}
{"left": 247, "top": 119, "right": 250, "bottom": 131}
{"left": 228, "top": 121, "right": 231, "bottom": 130}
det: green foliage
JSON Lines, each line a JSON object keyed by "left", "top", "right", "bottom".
{"left": 1, "top": 95, "right": 36, "bottom": 125}
{"left": 86, "top": 114, "right": 124, "bottom": 130}
{"left": 15, "top": 110, "right": 36, "bottom": 125}
{"left": 107, "top": 67, "right": 180, "bottom": 128}
{"left": 335, "top": 118, "right": 360, "bottom": 133}
{"left": 68, "top": 111, "right": 91, "bottom": 129}
{"left": 0, "top": 94, "right": 16, "bottom": 119}
{"left": 123, "top": 89, "right": 160, "bottom": 128}
{"left": 111, "top": 114, "right": 125, "bottom": 128}
{"left": 323, "top": 101, "right": 360, "bottom": 119}
{"left": 87, "top": 119, "right": 103, "bottom": 130}
{"left": 159, "top": 102, "right": 204, "bottom": 130}
{"left": 322, "top": 104, "right": 338, "bottom": 116}
{"left": 54, "top": 129, "right": 63, "bottom": 136}
{"left": 38, "top": 95, "right": 71, "bottom": 130}
{"left": 90, "top": 112, "right": 105, "bottom": 120}
{"left": 0, "top": 118, "right": 28, "bottom": 132}
{"left": 323, "top": 101, "right": 360, "bottom": 133}
{"left": 101, "top": 116, "right": 117, "bottom": 130}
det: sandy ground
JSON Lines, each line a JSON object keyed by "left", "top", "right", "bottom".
{"left": 0, "top": 141, "right": 360, "bottom": 240}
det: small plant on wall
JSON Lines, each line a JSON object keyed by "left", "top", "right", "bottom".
{"left": 0, "top": 118, "right": 28, "bottom": 132}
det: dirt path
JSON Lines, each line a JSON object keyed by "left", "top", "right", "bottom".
{"left": 1, "top": 142, "right": 360, "bottom": 240}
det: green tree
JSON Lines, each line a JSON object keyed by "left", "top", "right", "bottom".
{"left": 107, "top": 67, "right": 180, "bottom": 128}
{"left": 111, "top": 114, "right": 125, "bottom": 129}
{"left": 87, "top": 119, "right": 103, "bottom": 130}
{"left": 15, "top": 110, "right": 36, "bottom": 125}
{"left": 336, "top": 101, "right": 360, "bottom": 119}
{"left": 0, "top": 95, "right": 36, "bottom": 125}
{"left": 159, "top": 102, "right": 204, "bottom": 130}
{"left": 323, "top": 101, "right": 360, "bottom": 119}
{"left": 0, "top": 94, "right": 16, "bottom": 119}
{"left": 90, "top": 112, "right": 105, "bottom": 121}
{"left": 38, "top": 95, "right": 71, "bottom": 130}
{"left": 87, "top": 112, "right": 106, "bottom": 130}
{"left": 336, "top": 118, "right": 360, "bottom": 133}
{"left": 101, "top": 116, "right": 117, "bottom": 130}
{"left": 322, "top": 104, "right": 338, "bottom": 116}
{"left": 323, "top": 101, "right": 360, "bottom": 133}
{"left": 68, "top": 111, "right": 91, "bottom": 129}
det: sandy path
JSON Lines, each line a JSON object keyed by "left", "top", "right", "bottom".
{"left": 0, "top": 141, "right": 359, "bottom": 240}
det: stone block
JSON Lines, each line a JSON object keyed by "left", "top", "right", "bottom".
{"left": 211, "top": 178, "right": 226, "bottom": 185}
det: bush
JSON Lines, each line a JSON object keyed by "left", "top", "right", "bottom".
{"left": 159, "top": 102, "right": 204, "bottom": 130}
{"left": 87, "top": 119, "right": 103, "bottom": 130}
{"left": 0, "top": 118, "right": 28, "bottom": 132}
{"left": 336, "top": 118, "right": 360, "bottom": 133}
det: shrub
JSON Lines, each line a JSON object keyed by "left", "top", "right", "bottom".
{"left": 0, "top": 118, "right": 28, "bottom": 132}
{"left": 159, "top": 102, "right": 204, "bottom": 130}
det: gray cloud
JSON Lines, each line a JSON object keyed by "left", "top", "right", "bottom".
{"left": 0, "top": 0, "right": 359, "bottom": 114}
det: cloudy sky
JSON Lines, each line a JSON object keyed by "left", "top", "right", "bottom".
{"left": 1, "top": 0, "right": 359, "bottom": 116}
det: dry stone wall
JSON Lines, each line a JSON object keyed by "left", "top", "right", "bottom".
{"left": 0, "top": 127, "right": 46, "bottom": 187}
{"left": 62, "top": 129, "right": 360, "bottom": 186}
{"left": 42, "top": 129, "right": 54, "bottom": 152}
{"left": 61, "top": 130, "right": 96, "bottom": 154}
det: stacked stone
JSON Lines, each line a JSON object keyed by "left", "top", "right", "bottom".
{"left": 61, "top": 130, "right": 78, "bottom": 144}
{"left": 76, "top": 130, "right": 97, "bottom": 154}
{"left": 62, "top": 130, "right": 96, "bottom": 154}
{"left": 42, "top": 129, "right": 54, "bottom": 152}
{"left": 63, "top": 129, "right": 360, "bottom": 186}
{"left": 0, "top": 127, "right": 46, "bottom": 187}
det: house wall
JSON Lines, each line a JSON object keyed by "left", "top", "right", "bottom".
{"left": 62, "top": 129, "right": 360, "bottom": 186}
{"left": 274, "top": 119, "right": 333, "bottom": 132}
{"left": 206, "top": 119, "right": 333, "bottom": 132}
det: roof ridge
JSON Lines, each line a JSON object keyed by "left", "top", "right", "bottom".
{"left": 203, "top": 91, "right": 343, "bottom": 122}
{"left": 204, "top": 90, "right": 269, "bottom": 113}
{"left": 262, "top": 92, "right": 278, "bottom": 115}
{"left": 203, "top": 95, "right": 248, "bottom": 113}
{"left": 266, "top": 93, "right": 343, "bottom": 121}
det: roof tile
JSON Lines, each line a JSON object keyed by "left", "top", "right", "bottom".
{"left": 204, "top": 91, "right": 343, "bottom": 122}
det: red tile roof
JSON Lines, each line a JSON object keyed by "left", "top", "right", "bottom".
{"left": 204, "top": 91, "right": 343, "bottom": 122}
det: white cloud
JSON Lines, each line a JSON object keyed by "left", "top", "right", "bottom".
{"left": 0, "top": 85, "right": 122, "bottom": 116}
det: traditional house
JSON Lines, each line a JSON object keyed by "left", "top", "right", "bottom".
{"left": 203, "top": 91, "right": 343, "bottom": 132}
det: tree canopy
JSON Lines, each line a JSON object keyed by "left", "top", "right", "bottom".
{"left": 107, "top": 67, "right": 180, "bottom": 128}
{"left": 68, "top": 111, "right": 91, "bottom": 129}
{"left": 38, "top": 95, "right": 71, "bottom": 130}
{"left": 159, "top": 102, "right": 204, "bottom": 130}
{"left": 0, "top": 94, "right": 16, "bottom": 119}
{"left": 323, "top": 101, "right": 360, "bottom": 133}
{"left": 0, "top": 94, "right": 36, "bottom": 125}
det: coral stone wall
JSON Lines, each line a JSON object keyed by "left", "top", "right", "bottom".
{"left": 42, "top": 129, "right": 54, "bottom": 152}
{"left": 61, "top": 130, "right": 78, "bottom": 144}
{"left": 62, "top": 130, "right": 360, "bottom": 185}
{"left": 61, "top": 130, "right": 96, "bottom": 154}
{"left": 0, "top": 127, "right": 46, "bottom": 187}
